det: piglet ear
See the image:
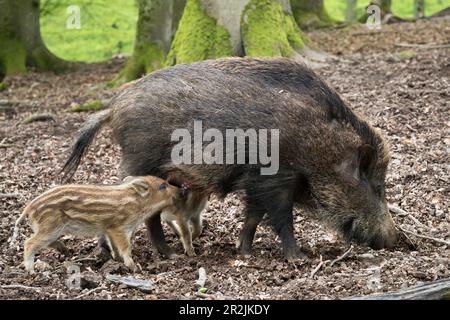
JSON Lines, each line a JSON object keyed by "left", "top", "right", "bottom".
{"left": 130, "top": 178, "right": 150, "bottom": 197}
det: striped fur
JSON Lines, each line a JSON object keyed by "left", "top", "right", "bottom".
{"left": 12, "top": 176, "right": 184, "bottom": 273}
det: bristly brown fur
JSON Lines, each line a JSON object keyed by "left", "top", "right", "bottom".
{"left": 61, "top": 57, "right": 396, "bottom": 258}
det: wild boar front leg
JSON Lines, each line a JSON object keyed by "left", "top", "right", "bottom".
{"left": 264, "top": 189, "right": 306, "bottom": 261}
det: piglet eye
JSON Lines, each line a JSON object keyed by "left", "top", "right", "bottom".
{"left": 159, "top": 183, "right": 167, "bottom": 191}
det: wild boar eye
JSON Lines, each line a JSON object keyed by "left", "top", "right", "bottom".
{"left": 375, "top": 185, "right": 384, "bottom": 198}
{"left": 159, "top": 183, "right": 167, "bottom": 191}
{"left": 359, "top": 179, "right": 369, "bottom": 189}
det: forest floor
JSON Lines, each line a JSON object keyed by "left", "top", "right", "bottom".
{"left": 0, "top": 18, "right": 449, "bottom": 300}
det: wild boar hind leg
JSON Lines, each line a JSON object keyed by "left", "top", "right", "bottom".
{"left": 106, "top": 229, "right": 136, "bottom": 272}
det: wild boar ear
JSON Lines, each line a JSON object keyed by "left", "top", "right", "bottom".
{"left": 358, "top": 144, "right": 375, "bottom": 174}
{"left": 130, "top": 179, "right": 150, "bottom": 197}
{"left": 335, "top": 148, "right": 361, "bottom": 184}
{"left": 336, "top": 145, "right": 376, "bottom": 184}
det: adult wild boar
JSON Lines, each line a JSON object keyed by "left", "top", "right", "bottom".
{"left": 62, "top": 58, "right": 397, "bottom": 260}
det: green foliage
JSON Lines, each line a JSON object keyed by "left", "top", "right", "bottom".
{"left": 198, "top": 287, "right": 208, "bottom": 294}
{"left": 166, "top": 0, "right": 232, "bottom": 66}
{"left": 40, "top": 0, "right": 138, "bottom": 62}
{"left": 67, "top": 100, "right": 105, "bottom": 112}
{"left": 0, "top": 82, "right": 8, "bottom": 91}
{"left": 397, "top": 50, "right": 416, "bottom": 60}
{"left": 324, "top": 0, "right": 450, "bottom": 22}
{"left": 391, "top": 0, "right": 450, "bottom": 18}
{"left": 242, "top": 0, "right": 304, "bottom": 57}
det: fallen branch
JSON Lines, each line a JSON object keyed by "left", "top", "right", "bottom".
{"left": 330, "top": 245, "right": 354, "bottom": 267}
{"left": 388, "top": 204, "right": 432, "bottom": 231}
{"left": 398, "top": 226, "right": 449, "bottom": 247}
{"left": 348, "top": 278, "right": 450, "bottom": 300}
{"left": 0, "top": 284, "right": 41, "bottom": 292}
{"left": 394, "top": 43, "right": 450, "bottom": 50}
{"left": 105, "top": 274, "right": 153, "bottom": 292}
{"left": 74, "top": 286, "right": 106, "bottom": 299}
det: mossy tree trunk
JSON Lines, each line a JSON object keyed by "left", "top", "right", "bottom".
{"left": 166, "top": 0, "right": 306, "bottom": 65}
{"left": 414, "top": 0, "right": 425, "bottom": 19}
{"left": 0, "top": 0, "right": 73, "bottom": 76}
{"left": 380, "top": 0, "right": 392, "bottom": 13}
{"left": 290, "top": 0, "right": 333, "bottom": 30}
{"left": 111, "top": 0, "right": 186, "bottom": 86}
{"left": 346, "top": 0, "right": 357, "bottom": 22}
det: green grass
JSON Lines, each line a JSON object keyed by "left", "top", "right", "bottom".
{"left": 41, "top": 0, "right": 138, "bottom": 62}
{"left": 40, "top": 1, "right": 450, "bottom": 62}
{"left": 324, "top": 0, "right": 450, "bottom": 22}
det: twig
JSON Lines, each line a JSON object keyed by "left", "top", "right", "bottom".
{"left": 398, "top": 228, "right": 418, "bottom": 250}
{"left": 74, "top": 286, "right": 106, "bottom": 299}
{"left": 330, "top": 245, "right": 354, "bottom": 267}
{"left": 71, "top": 257, "right": 98, "bottom": 263}
{"left": 0, "top": 193, "right": 20, "bottom": 199}
{"left": 388, "top": 204, "right": 432, "bottom": 231}
{"left": 394, "top": 43, "right": 450, "bottom": 50}
{"left": 21, "top": 112, "right": 57, "bottom": 125}
{"left": 398, "top": 226, "right": 449, "bottom": 246}
{"left": 310, "top": 255, "right": 330, "bottom": 278}
{"left": 0, "top": 137, "right": 12, "bottom": 148}
{"left": 0, "top": 284, "right": 41, "bottom": 292}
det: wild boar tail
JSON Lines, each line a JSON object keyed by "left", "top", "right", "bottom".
{"left": 61, "top": 108, "right": 111, "bottom": 180}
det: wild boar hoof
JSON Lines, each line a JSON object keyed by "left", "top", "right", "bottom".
{"left": 285, "top": 250, "right": 307, "bottom": 262}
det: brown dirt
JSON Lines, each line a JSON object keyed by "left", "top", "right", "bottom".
{"left": 0, "top": 19, "right": 449, "bottom": 300}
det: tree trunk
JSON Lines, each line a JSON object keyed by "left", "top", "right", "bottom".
{"left": 414, "top": 0, "right": 425, "bottom": 19}
{"left": 369, "top": 0, "right": 391, "bottom": 13}
{"left": 166, "top": 0, "right": 305, "bottom": 65}
{"left": 290, "top": 0, "right": 333, "bottom": 30}
{"left": 346, "top": 0, "right": 357, "bottom": 22}
{"left": 111, "top": 0, "right": 185, "bottom": 86}
{"left": 380, "top": 0, "right": 392, "bottom": 13}
{"left": 0, "top": 0, "right": 73, "bottom": 76}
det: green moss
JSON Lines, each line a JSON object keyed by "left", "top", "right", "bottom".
{"left": 397, "top": 50, "right": 416, "bottom": 60}
{"left": 0, "top": 83, "right": 7, "bottom": 91}
{"left": 166, "top": 0, "right": 232, "bottom": 66}
{"left": 241, "top": 0, "right": 304, "bottom": 58}
{"left": 0, "top": 36, "right": 26, "bottom": 75}
{"left": 293, "top": 11, "right": 334, "bottom": 30}
{"left": 110, "top": 43, "right": 164, "bottom": 87}
{"left": 68, "top": 100, "right": 105, "bottom": 112}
